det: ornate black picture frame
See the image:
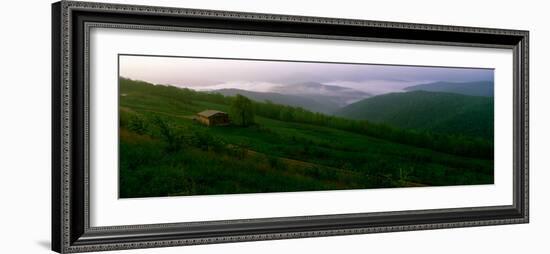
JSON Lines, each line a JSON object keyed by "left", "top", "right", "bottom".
{"left": 52, "top": 1, "right": 529, "bottom": 253}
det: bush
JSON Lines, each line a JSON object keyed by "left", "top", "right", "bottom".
{"left": 127, "top": 115, "right": 148, "bottom": 135}
{"left": 151, "top": 116, "right": 185, "bottom": 153}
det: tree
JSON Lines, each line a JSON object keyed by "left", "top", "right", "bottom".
{"left": 230, "top": 94, "right": 255, "bottom": 126}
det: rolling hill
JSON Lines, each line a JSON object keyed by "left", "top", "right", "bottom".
{"left": 211, "top": 88, "right": 341, "bottom": 114}
{"left": 204, "top": 82, "right": 371, "bottom": 114}
{"left": 403, "top": 81, "right": 494, "bottom": 97}
{"left": 335, "top": 90, "right": 494, "bottom": 139}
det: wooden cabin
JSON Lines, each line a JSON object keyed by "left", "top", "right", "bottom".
{"left": 196, "top": 110, "right": 229, "bottom": 126}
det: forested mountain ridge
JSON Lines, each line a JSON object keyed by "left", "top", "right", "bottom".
{"left": 335, "top": 90, "right": 494, "bottom": 139}
{"left": 404, "top": 81, "right": 494, "bottom": 97}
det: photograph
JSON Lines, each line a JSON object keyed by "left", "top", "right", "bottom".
{"left": 45, "top": 1, "right": 535, "bottom": 253}
{"left": 118, "top": 54, "right": 495, "bottom": 198}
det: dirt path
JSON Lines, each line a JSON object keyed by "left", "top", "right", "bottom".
{"left": 246, "top": 147, "right": 427, "bottom": 187}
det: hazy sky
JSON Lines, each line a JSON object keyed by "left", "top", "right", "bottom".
{"left": 119, "top": 55, "right": 494, "bottom": 95}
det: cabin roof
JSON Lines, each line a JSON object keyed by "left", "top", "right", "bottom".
{"left": 197, "top": 110, "right": 227, "bottom": 118}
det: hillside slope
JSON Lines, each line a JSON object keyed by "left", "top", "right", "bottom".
{"left": 335, "top": 91, "right": 494, "bottom": 139}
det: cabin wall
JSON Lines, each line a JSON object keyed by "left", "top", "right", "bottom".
{"left": 197, "top": 116, "right": 210, "bottom": 126}
{"left": 196, "top": 113, "right": 229, "bottom": 126}
{"left": 210, "top": 115, "right": 228, "bottom": 125}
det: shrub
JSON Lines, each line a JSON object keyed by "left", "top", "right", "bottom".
{"left": 127, "top": 115, "right": 148, "bottom": 135}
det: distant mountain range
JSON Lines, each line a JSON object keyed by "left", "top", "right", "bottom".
{"left": 211, "top": 89, "right": 341, "bottom": 114}
{"left": 404, "top": 81, "right": 493, "bottom": 97}
{"left": 271, "top": 82, "right": 372, "bottom": 107}
{"left": 211, "top": 82, "right": 371, "bottom": 114}
{"left": 335, "top": 90, "right": 494, "bottom": 139}
{"left": 209, "top": 80, "right": 494, "bottom": 139}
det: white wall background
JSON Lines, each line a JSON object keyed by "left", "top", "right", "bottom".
{"left": 0, "top": 0, "right": 547, "bottom": 253}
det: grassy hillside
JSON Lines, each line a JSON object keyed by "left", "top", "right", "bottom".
{"left": 335, "top": 91, "right": 494, "bottom": 140}
{"left": 404, "top": 81, "right": 494, "bottom": 97}
{"left": 119, "top": 78, "right": 493, "bottom": 198}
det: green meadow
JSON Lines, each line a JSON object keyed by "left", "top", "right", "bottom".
{"left": 119, "top": 78, "right": 493, "bottom": 198}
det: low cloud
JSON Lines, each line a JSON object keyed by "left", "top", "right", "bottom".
{"left": 194, "top": 81, "right": 285, "bottom": 93}
{"left": 325, "top": 80, "right": 432, "bottom": 95}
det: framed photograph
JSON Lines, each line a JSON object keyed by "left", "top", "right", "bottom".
{"left": 52, "top": 1, "right": 529, "bottom": 253}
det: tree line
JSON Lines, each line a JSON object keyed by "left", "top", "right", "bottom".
{"left": 220, "top": 92, "right": 492, "bottom": 160}
{"left": 249, "top": 100, "right": 493, "bottom": 160}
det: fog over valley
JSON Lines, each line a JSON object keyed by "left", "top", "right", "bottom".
{"left": 120, "top": 55, "right": 494, "bottom": 113}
